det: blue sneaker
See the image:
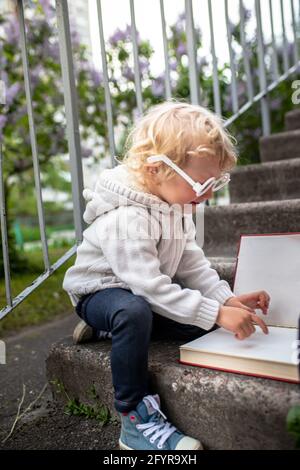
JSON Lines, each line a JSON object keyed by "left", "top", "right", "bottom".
{"left": 119, "top": 394, "right": 203, "bottom": 450}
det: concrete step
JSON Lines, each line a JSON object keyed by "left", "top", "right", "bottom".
{"left": 259, "top": 130, "right": 300, "bottom": 163}
{"left": 285, "top": 108, "right": 300, "bottom": 131}
{"left": 202, "top": 199, "right": 300, "bottom": 257}
{"left": 46, "top": 337, "right": 299, "bottom": 449}
{"left": 208, "top": 257, "right": 236, "bottom": 289}
{"left": 229, "top": 158, "right": 300, "bottom": 203}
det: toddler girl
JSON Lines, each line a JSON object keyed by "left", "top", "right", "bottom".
{"left": 63, "top": 100, "right": 270, "bottom": 450}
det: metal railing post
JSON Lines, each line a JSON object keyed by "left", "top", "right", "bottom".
{"left": 96, "top": 0, "right": 117, "bottom": 167}
{"left": 185, "top": 0, "right": 201, "bottom": 105}
{"left": 17, "top": 0, "right": 50, "bottom": 271}
{"left": 160, "top": 0, "right": 172, "bottom": 100}
{"left": 55, "top": 0, "right": 85, "bottom": 244}
{"left": 129, "top": 0, "right": 143, "bottom": 117}
{"left": 208, "top": 0, "right": 221, "bottom": 115}
{"left": 0, "top": 144, "right": 12, "bottom": 316}
{"left": 255, "top": 0, "right": 271, "bottom": 136}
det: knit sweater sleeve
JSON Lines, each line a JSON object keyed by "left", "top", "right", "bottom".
{"left": 95, "top": 206, "right": 221, "bottom": 331}
{"left": 174, "top": 215, "right": 236, "bottom": 305}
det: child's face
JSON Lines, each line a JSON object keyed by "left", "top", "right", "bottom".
{"left": 146, "top": 155, "right": 222, "bottom": 211}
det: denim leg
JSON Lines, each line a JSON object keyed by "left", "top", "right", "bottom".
{"left": 77, "top": 287, "right": 153, "bottom": 413}
{"left": 151, "top": 310, "right": 219, "bottom": 342}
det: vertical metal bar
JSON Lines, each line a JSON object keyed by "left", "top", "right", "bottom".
{"left": 159, "top": 0, "right": 172, "bottom": 100}
{"left": 291, "top": 0, "right": 299, "bottom": 65}
{"left": 0, "top": 144, "right": 12, "bottom": 308}
{"left": 55, "top": 0, "right": 84, "bottom": 244}
{"left": 96, "top": 0, "right": 117, "bottom": 167}
{"left": 185, "top": 0, "right": 200, "bottom": 105}
{"left": 225, "top": 0, "right": 239, "bottom": 114}
{"left": 255, "top": 0, "right": 271, "bottom": 136}
{"left": 129, "top": 0, "right": 143, "bottom": 117}
{"left": 269, "top": 0, "right": 280, "bottom": 80}
{"left": 239, "top": 0, "right": 254, "bottom": 101}
{"left": 17, "top": 0, "right": 50, "bottom": 270}
{"left": 208, "top": 0, "right": 221, "bottom": 115}
{"left": 280, "top": 0, "right": 289, "bottom": 73}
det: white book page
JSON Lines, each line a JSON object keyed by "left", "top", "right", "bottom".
{"left": 233, "top": 234, "right": 300, "bottom": 328}
{"left": 182, "top": 326, "right": 298, "bottom": 365}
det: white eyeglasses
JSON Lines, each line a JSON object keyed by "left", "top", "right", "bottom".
{"left": 146, "top": 154, "right": 230, "bottom": 198}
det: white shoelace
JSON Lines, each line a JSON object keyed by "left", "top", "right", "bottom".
{"left": 136, "top": 395, "right": 177, "bottom": 449}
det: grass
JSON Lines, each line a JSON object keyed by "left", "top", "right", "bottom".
{"left": 0, "top": 246, "right": 76, "bottom": 337}
{"left": 50, "top": 379, "right": 119, "bottom": 427}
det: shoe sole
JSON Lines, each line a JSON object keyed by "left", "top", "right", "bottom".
{"left": 119, "top": 439, "right": 133, "bottom": 450}
{"left": 73, "top": 320, "right": 93, "bottom": 344}
{"left": 119, "top": 439, "right": 203, "bottom": 450}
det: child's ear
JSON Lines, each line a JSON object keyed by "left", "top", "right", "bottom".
{"left": 144, "top": 163, "right": 160, "bottom": 175}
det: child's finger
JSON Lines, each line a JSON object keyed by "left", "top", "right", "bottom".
{"left": 258, "top": 293, "right": 269, "bottom": 314}
{"left": 251, "top": 313, "right": 269, "bottom": 334}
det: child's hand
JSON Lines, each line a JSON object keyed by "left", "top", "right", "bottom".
{"left": 225, "top": 291, "right": 270, "bottom": 315}
{"left": 216, "top": 305, "right": 269, "bottom": 340}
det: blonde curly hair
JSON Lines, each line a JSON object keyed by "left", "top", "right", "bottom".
{"left": 117, "top": 99, "right": 238, "bottom": 191}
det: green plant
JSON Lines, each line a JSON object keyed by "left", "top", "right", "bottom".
{"left": 287, "top": 405, "right": 300, "bottom": 449}
{"left": 50, "top": 379, "right": 116, "bottom": 427}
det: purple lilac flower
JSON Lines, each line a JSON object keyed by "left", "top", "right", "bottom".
{"left": 40, "top": 0, "right": 53, "bottom": 18}
{"left": 81, "top": 146, "right": 93, "bottom": 158}
{"left": 151, "top": 76, "right": 164, "bottom": 97}
{"left": 44, "top": 40, "right": 60, "bottom": 62}
{"left": 4, "top": 17, "right": 20, "bottom": 44}
{"left": 30, "top": 64, "right": 44, "bottom": 87}
{"left": 139, "top": 59, "right": 150, "bottom": 75}
{"left": 270, "top": 98, "right": 281, "bottom": 110}
{"left": 176, "top": 41, "right": 186, "bottom": 57}
{"left": 109, "top": 27, "right": 128, "bottom": 46}
{"left": 122, "top": 65, "right": 135, "bottom": 81}
{"left": 90, "top": 68, "right": 103, "bottom": 87}
{"left": 5, "top": 83, "right": 21, "bottom": 106}
{"left": 0, "top": 115, "right": 7, "bottom": 130}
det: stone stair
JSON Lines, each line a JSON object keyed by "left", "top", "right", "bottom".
{"left": 229, "top": 158, "right": 300, "bottom": 204}
{"left": 204, "top": 106, "right": 300, "bottom": 262}
{"left": 259, "top": 129, "right": 300, "bottom": 163}
{"left": 46, "top": 337, "right": 299, "bottom": 450}
{"left": 46, "top": 107, "right": 300, "bottom": 450}
{"left": 285, "top": 108, "right": 300, "bottom": 131}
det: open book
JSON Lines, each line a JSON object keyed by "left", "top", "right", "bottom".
{"left": 179, "top": 233, "right": 300, "bottom": 383}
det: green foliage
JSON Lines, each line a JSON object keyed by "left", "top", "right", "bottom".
{"left": 50, "top": 379, "right": 117, "bottom": 427}
{"left": 1, "top": 4, "right": 299, "bottom": 279}
{"left": 287, "top": 405, "right": 300, "bottom": 449}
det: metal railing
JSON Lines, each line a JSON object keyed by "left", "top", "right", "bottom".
{"left": 0, "top": 0, "right": 300, "bottom": 319}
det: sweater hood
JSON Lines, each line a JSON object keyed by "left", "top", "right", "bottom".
{"left": 82, "top": 163, "right": 181, "bottom": 224}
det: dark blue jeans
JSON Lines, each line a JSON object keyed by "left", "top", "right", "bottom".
{"left": 75, "top": 287, "right": 215, "bottom": 413}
